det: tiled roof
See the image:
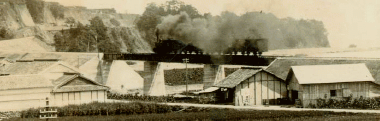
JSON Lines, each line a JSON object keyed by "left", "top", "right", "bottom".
{"left": 214, "top": 69, "right": 262, "bottom": 88}
{"left": 265, "top": 58, "right": 380, "bottom": 84}
{"left": 3, "top": 61, "right": 57, "bottom": 75}
{"left": 0, "top": 75, "right": 52, "bottom": 90}
{"left": 20, "top": 52, "right": 99, "bottom": 68}
{"left": 290, "top": 63, "right": 375, "bottom": 84}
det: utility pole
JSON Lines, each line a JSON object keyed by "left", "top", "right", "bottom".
{"left": 95, "top": 35, "right": 99, "bottom": 59}
{"left": 182, "top": 58, "right": 189, "bottom": 97}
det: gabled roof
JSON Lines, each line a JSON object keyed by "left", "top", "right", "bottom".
{"left": 0, "top": 75, "right": 53, "bottom": 90}
{"left": 53, "top": 74, "right": 109, "bottom": 92}
{"left": 265, "top": 58, "right": 380, "bottom": 84}
{"left": 214, "top": 69, "right": 262, "bottom": 88}
{"left": 3, "top": 61, "right": 57, "bottom": 75}
{"left": 290, "top": 63, "right": 375, "bottom": 84}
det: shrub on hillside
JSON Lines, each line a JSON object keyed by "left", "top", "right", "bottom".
{"left": 164, "top": 68, "right": 203, "bottom": 85}
{"left": 48, "top": 2, "right": 65, "bottom": 20}
{"left": 26, "top": 0, "right": 45, "bottom": 24}
{"left": 110, "top": 18, "right": 121, "bottom": 26}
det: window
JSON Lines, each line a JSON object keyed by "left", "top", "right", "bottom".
{"left": 121, "top": 85, "right": 124, "bottom": 89}
{"left": 330, "top": 90, "right": 336, "bottom": 97}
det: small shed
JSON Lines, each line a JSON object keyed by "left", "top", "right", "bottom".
{"left": 286, "top": 63, "right": 380, "bottom": 107}
{"left": 214, "top": 68, "right": 287, "bottom": 106}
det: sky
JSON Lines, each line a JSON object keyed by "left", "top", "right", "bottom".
{"left": 45, "top": 0, "right": 380, "bottom": 48}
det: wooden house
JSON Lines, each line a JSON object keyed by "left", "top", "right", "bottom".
{"left": 286, "top": 63, "right": 380, "bottom": 107}
{"left": 214, "top": 68, "right": 287, "bottom": 106}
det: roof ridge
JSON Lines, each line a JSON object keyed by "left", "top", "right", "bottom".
{"left": 0, "top": 74, "right": 43, "bottom": 78}
{"left": 291, "top": 63, "right": 367, "bottom": 67}
{"left": 278, "top": 57, "right": 380, "bottom": 60}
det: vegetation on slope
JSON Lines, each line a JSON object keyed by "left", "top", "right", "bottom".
{"left": 164, "top": 68, "right": 204, "bottom": 85}
{"left": 54, "top": 17, "right": 121, "bottom": 53}
{"left": 48, "top": 2, "right": 65, "bottom": 20}
{"left": 163, "top": 68, "right": 239, "bottom": 86}
{"left": 25, "top": 0, "right": 45, "bottom": 24}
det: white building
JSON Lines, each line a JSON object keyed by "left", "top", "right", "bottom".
{"left": 0, "top": 73, "right": 109, "bottom": 111}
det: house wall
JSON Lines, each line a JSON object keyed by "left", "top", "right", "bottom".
{"left": 234, "top": 71, "right": 287, "bottom": 106}
{"left": 0, "top": 87, "right": 51, "bottom": 111}
{"left": 287, "top": 73, "right": 301, "bottom": 102}
{"left": 301, "top": 82, "right": 373, "bottom": 107}
{"left": 52, "top": 90, "right": 107, "bottom": 107}
{"left": 370, "top": 83, "right": 380, "bottom": 97}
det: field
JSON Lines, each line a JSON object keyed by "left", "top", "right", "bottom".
{"left": 7, "top": 109, "right": 380, "bottom": 121}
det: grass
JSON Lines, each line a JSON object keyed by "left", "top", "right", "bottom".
{"left": 7, "top": 109, "right": 380, "bottom": 121}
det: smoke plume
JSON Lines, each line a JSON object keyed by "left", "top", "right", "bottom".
{"left": 156, "top": 11, "right": 329, "bottom": 52}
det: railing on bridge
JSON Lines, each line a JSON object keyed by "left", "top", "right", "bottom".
{"left": 103, "top": 53, "right": 276, "bottom": 66}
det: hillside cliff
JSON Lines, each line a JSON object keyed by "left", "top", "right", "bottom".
{"left": 0, "top": 1, "right": 34, "bottom": 31}
{"left": 0, "top": 0, "right": 152, "bottom": 53}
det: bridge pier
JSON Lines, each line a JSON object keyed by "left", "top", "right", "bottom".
{"left": 203, "top": 64, "right": 225, "bottom": 89}
{"left": 143, "top": 61, "right": 166, "bottom": 96}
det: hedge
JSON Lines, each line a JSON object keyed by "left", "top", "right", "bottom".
{"left": 107, "top": 93, "right": 217, "bottom": 104}
{"left": 20, "top": 102, "right": 183, "bottom": 118}
{"left": 308, "top": 95, "right": 380, "bottom": 109}
{"left": 164, "top": 68, "right": 203, "bottom": 85}
{"left": 164, "top": 68, "right": 240, "bottom": 86}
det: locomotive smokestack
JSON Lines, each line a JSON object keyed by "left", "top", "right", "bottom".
{"left": 155, "top": 28, "right": 160, "bottom": 43}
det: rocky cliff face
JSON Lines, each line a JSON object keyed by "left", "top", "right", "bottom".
{"left": 0, "top": 1, "right": 152, "bottom": 53}
{"left": 0, "top": 2, "right": 34, "bottom": 30}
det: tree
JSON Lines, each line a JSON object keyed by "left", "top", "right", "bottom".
{"left": 49, "top": 2, "right": 65, "bottom": 20}
{"left": 110, "top": 18, "right": 121, "bottom": 27}
{"left": 136, "top": 0, "right": 202, "bottom": 46}
{"left": 89, "top": 16, "right": 120, "bottom": 53}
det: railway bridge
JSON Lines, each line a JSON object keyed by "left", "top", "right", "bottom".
{"left": 103, "top": 53, "right": 277, "bottom": 96}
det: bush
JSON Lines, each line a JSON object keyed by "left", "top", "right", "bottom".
{"left": 313, "top": 96, "right": 380, "bottom": 109}
{"left": 107, "top": 92, "right": 218, "bottom": 104}
{"left": 164, "top": 68, "right": 203, "bottom": 85}
{"left": 110, "top": 18, "right": 121, "bottom": 26}
{"left": 20, "top": 102, "right": 181, "bottom": 118}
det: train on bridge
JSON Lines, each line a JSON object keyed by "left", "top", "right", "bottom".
{"left": 153, "top": 39, "right": 268, "bottom": 56}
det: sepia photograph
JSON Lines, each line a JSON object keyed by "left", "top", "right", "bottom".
{"left": 0, "top": 0, "right": 380, "bottom": 120}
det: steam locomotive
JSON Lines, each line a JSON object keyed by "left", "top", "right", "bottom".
{"left": 153, "top": 38, "right": 268, "bottom": 56}
{"left": 153, "top": 28, "right": 268, "bottom": 56}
